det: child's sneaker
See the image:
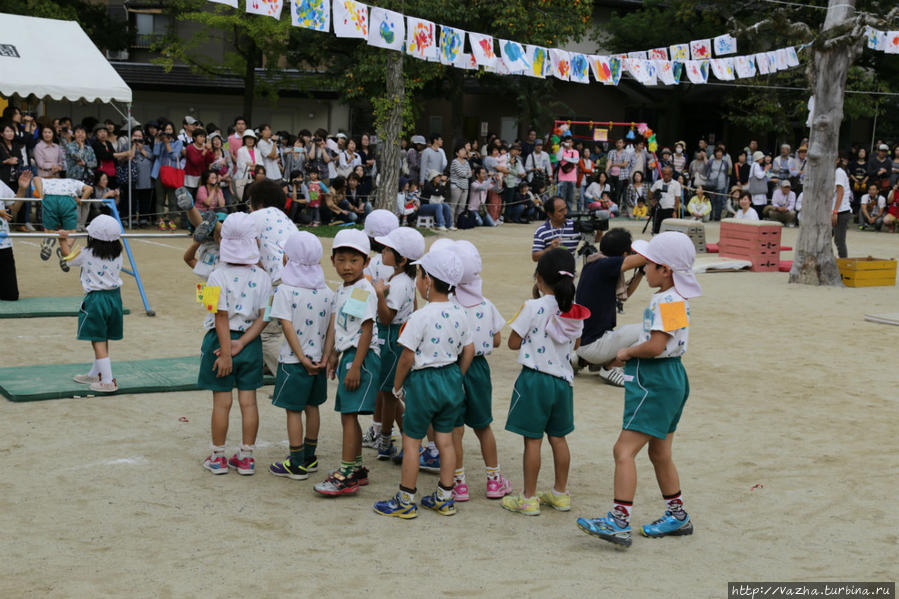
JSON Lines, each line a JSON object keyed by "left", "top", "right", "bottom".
{"left": 486, "top": 476, "right": 513, "bottom": 499}
{"left": 501, "top": 493, "right": 540, "bottom": 516}
{"left": 167, "top": 220, "right": 177, "bottom": 231}
{"left": 303, "top": 457, "right": 319, "bottom": 473}
{"left": 361, "top": 424, "right": 378, "bottom": 448}
{"left": 377, "top": 437, "right": 397, "bottom": 461}
{"left": 641, "top": 511, "right": 693, "bottom": 538}
{"left": 576, "top": 513, "right": 633, "bottom": 547}
{"left": 203, "top": 455, "right": 228, "bottom": 474}
{"left": 373, "top": 493, "right": 418, "bottom": 519}
{"left": 192, "top": 211, "right": 216, "bottom": 242}
{"left": 350, "top": 465, "right": 369, "bottom": 486}
{"left": 89, "top": 378, "right": 117, "bottom": 393}
{"left": 228, "top": 453, "right": 255, "bottom": 475}
{"left": 452, "top": 481, "right": 470, "bottom": 502}
{"left": 314, "top": 471, "right": 359, "bottom": 496}
{"left": 73, "top": 373, "right": 100, "bottom": 385}
{"left": 39, "top": 237, "right": 55, "bottom": 261}
{"left": 56, "top": 246, "right": 70, "bottom": 272}
{"left": 175, "top": 186, "right": 194, "bottom": 211}
{"left": 419, "top": 450, "right": 440, "bottom": 473}
{"left": 269, "top": 457, "right": 309, "bottom": 480}
{"left": 421, "top": 492, "right": 456, "bottom": 516}
{"left": 157, "top": 220, "right": 167, "bottom": 231}
{"left": 538, "top": 489, "right": 571, "bottom": 511}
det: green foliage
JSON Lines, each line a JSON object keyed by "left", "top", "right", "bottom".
{"left": 0, "top": 0, "right": 129, "bottom": 52}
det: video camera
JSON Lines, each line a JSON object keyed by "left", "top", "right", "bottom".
{"left": 569, "top": 209, "right": 610, "bottom": 235}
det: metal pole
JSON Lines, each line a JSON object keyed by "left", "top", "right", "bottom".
{"left": 0, "top": 232, "right": 190, "bottom": 239}
{"left": 104, "top": 199, "right": 155, "bottom": 316}
{"left": 10, "top": 198, "right": 113, "bottom": 203}
{"left": 128, "top": 103, "right": 133, "bottom": 231}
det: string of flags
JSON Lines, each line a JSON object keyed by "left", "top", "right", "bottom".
{"left": 865, "top": 27, "right": 899, "bottom": 54}
{"left": 214, "top": 0, "right": 814, "bottom": 86}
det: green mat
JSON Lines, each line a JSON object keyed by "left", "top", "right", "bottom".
{"left": 0, "top": 357, "right": 275, "bottom": 402}
{"left": 0, "top": 296, "right": 131, "bottom": 318}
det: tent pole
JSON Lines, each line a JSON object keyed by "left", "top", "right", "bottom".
{"left": 128, "top": 103, "right": 133, "bottom": 230}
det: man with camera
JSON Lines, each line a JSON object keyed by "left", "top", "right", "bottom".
{"left": 649, "top": 165, "right": 681, "bottom": 234}
{"left": 531, "top": 196, "right": 579, "bottom": 262}
{"left": 525, "top": 139, "right": 553, "bottom": 191}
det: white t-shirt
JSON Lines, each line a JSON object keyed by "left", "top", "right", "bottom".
{"left": 69, "top": 248, "right": 122, "bottom": 293}
{"left": 249, "top": 207, "right": 296, "bottom": 283}
{"left": 457, "top": 298, "right": 504, "bottom": 357}
{"left": 639, "top": 290, "right": 690, "bottom": 358}
{"left": 332, "top": 278, "right": 380, "bottom": 355}
{"left": 861, "top": 193, "right": 886, "bottom": 213}
{"left": 398, "top": 301, "right": 472, "bottom": 370}
{"left": 192, "top": 241, "right": 220, "bottom": 279}
{"left": 205, "top": 264, "right": 272, "bottom": 331}
{"left": 510, "top": 295, "right": 576, "bottom": 385}
{"left": 42, "top": 178, "right": 85, "bottom": 197}
{"left": 833, "top": 167, "right": 851, "bottom": 213}
{"left": 364, "top": 252, "right": 394, "bottom": 282}
{"left": 256, "top": 138, "right": 282, "bottom": 180}
{"left": 270, "top": 283, "right": 334, "bottom": 363}
{"left": 734, "top": 207, "right": 759, "bottom": 221}
{"left": 383, "top": 272, "right": 415, "bottom": 325}
{"left": 650, "top": 179, "right": 681, "bottom": 209}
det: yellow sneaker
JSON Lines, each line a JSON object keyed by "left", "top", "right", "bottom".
{"left": 538, "top": 489, "right": 571, "bottom": 511}
{"left": 501, "top": 493, "right": 540, "bottom": 516}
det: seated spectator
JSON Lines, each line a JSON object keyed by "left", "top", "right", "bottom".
{"left": 320, "top": 175, "right": 356, "bottom": 225}
{"left": 195, "top": 169, "right": 226, "bottom": 214}
{"left": 883, "top": 182, "right": 899, "bottom": 232}
{"left": 764, "top": 180, "right": 797, "bottom": 225}
{"left": 632, "top": 197, "right": 649, "bottom": 220}
{"left": 591, "top": 191, "right": 618, "bottom": 216}
{"left": 860, "top": 183, "right": 886, "bottom": 231}
{"left": 507, "top": 181, "right": 539, "bottom": 224}
{"left": 345, "top": 172, "right": 371, "bottom": 220}
{"left": 397, "top": 177, "right": 417, "bottom": 225}
{"left": 584, "top": 172, "right": 611, "bottom": 204}
{"left": 420, "top": 169, "right": 453, "bottom": 231}
{"left": 734, "top": 190, "right": 759, "bottom": 221}
{"left": 725, "top": 185, "right": 742, "bottom": 218}
{"left": 624, "top": 170, "right": 650, "bottom": 217}
{"left": 283, "top": 170, "right": 313, "bottom": 225}
{"left": 687, "top": 186, "right": 712, "bottom": 222}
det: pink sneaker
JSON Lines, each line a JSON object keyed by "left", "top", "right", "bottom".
{"left": 228, "top": 453, "right": 255, "bottom": 475}
{"left": 453, "top": 481, "right": 470, "bottom": 502}
{"left": 486, "top": 475, "right": 512, "bottom": 499}
{"left": 203, "top": 455, "right": 228, "bottom": 475}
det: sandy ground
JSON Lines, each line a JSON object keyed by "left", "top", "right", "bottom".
{"left": 2, "top": 219, "right": 898, "bottom": 598}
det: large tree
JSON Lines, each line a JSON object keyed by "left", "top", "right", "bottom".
{"left": 0, "top": 0, "right": 129, "bottom": 52}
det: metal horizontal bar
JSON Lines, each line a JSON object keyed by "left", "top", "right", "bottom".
{"left": 0, "top": 232, "right": 191, "bottom": 239}
{"left": 5, "top": 198, "right": 109, "bottom": 203}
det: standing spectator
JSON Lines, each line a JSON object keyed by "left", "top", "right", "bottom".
{"left": 34, "top": 125, "right": 65, "bottom": 179}
{"left": 468, "top": 166, "right": 497, "bottom": 227}
{"left": 152, "top": 122, "right": 183, "bottom": 230}
{"left": 281, "top": 135, "right": 306, "bottom": 184}
{"left": 227, "top": 116, "right": 247, "bottom": 165}
{"left": 64, "top": 125, "right": 97, "bottom": 182}
{"left": 688, "top": 150, "right": 708, "bottom": 190}
{"left": 849, "top": 147, "right": 869, "bottom": 206}
{"left": 557, "top": 137, "right": 579, "bottom": 211}
{"left": 406, "top": 135, "right": 426, "bottom": 185}
{"left": 307, "top": 132, "right": 333, "bottom": 183}
{"left": 255, "top": 125, "right": 282, "bottom": 181}
{"left": 833, "top": 155, "right": 852, "bottom": 258}
{"left": 419, "top": 134, "right": 447, "bottom": 185}
{"left": 130, "top": 128, "right": 154, "bottom": 226}
{"left": 748, "top": 151, "right": 770, "bottom": 217}
{"left": 628, "top": 140, "right": 651, "bottom": 183}
{"left": 771, "top": 144, "right": 798, "bottom": 189}
{"left": 520, "top": 128, "right": 538, "bottom": 163}
{"left": 234, "top": 130, "right": 261, "bottom": 202}
{"left": 732, "top": 151, "right": 750, "bottom": 190}
{"left": 868, "top": 143, "right": 892, "bottom": 195}
{"left": 91, "top": 127, "right": 121, "bottom": 190}
{"left": 0, "top": 122, "right": 25, "bottom": 196}
{"left": 671, "top": 141, "right": 688, "bottom": 177}
{"left": 577, "top": 150, "right": 594, "bottom": 211}
{"left": 891, "top": 145, "right": 899, "bottom": 188}
{"left": 338, "top": 139, "right": 361, "bottom": 178}
{"left": 649, "top": 166, "right": 681, "bottom": 234}
{"left": 449, "top": 144, "right": 472, "bottom": 225}
{"left": 606, "top": 139, "right": 628, "bottom": 206}
{"left": 705, "top": 147, "right": 729, "bottom": 221}
{"left": 764, "top": 180, "right": 797, "bottom": 226}
{"left": 177, "top": 116, "right": 197, "bottom": 165}
{"left": 184, "top": 130, "right": 213, "bottom": 196}
{"left": 524, "top": 139, "right": 552, "bottom": 189}
{"left": 358, "top": 133, "right": 377, "bottom": 189}
{"left": 859, "top": 183, "right": 885, "bottom": 231}
{"left": 503, "top": 144, "right": 525, "bottom": 219}
{"left": 795, "top": 145, "right": 808, "bottom": 194}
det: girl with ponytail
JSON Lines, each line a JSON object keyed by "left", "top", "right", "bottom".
{"left": 501, "top": 248, "right": 590, "bottom": 516}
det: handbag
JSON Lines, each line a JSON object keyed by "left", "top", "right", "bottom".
{"left": 160, "top": 164, "right": 185, "bottom": 189}
{"left": 748, "top": 171, "right": 768, "bottom": 196}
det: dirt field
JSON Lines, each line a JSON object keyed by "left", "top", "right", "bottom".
{"left": 2, "top": 220, "right": 897, "bottom": 598}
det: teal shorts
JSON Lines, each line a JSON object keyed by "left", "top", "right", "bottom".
{"left": 334, "top": 348, "right": 381, "bottom": 415}
{"left": 77, "top": 288, "right": 123, "bottom": 342}
{"left": 272, "top": 362, "right": 327, "bottom": 412}
{"left": 623, "top": 357, "right": 689, "bottom": 440}
{"left": 403, "top": 363, "right": 464, "bottom": 439}
{"left": 377, "top": 323, "right": 403, "bottom": 392}
{"left": 42, "top": 194, "right": 78, "bottom": 231}
{"left": 198, "top": 329, "right": 264, "bottom": 392}
{"left": 456, "top": 355, "right": 493, "bottom": 429}
{"left": 505, "top": 367, "right": 574, "bottom": 439}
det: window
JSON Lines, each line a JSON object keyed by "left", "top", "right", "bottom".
{"left": 129, "top": 9, "right": 168, "bottom": 48}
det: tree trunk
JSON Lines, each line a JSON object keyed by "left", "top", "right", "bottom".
{"left": 243, "top": 44, "right": 257, "bottom": 125}
{"left": 375, "top": 52, "right": 404, "bottom": 211}
{"left": 790, "top": 0, "right": 857, "bottom": 285}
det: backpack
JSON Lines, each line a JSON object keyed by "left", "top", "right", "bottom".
{"left": 456, "top": 209, "right": 478, "bottom": 229}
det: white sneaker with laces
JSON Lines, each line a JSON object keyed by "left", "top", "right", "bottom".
{"left": 89, "top": 378, "right": 118, "bottom": 393}
{"left": 73, "top": 373, "right": 100, "bottom": 385}
{"left": 598, "top": 367, "right": 626, "bottom": 387}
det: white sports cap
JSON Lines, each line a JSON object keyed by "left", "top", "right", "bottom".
{"left": 220, "top": 212, "right": 260, "bottom": 265}
{"left": 281, "top": 231, "right": 325, "bottom": 289}
{"left": 375, "top": 226, "right": 425, "bottom": 262}
{"left": 631, "top": 231, "right": 702, "bottom": 298}
{"left": 86, "top": 214, "right": 121, "bottom": 242}
{"left": 364, "top": 209, "right": 399, "bottom": 238}
{"left": 452, "top": 240, "right": 483, "bottom": 307}
{"left": 332, "top": 228, "right": 370, "bottom": 256}
{"left": 413, "top": 248, "right": 463, "bottom": 287}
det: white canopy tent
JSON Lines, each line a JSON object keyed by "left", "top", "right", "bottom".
{"left": 0, "top": 13, "right": 132, "bottom": 104}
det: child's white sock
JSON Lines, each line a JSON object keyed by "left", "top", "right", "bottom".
{"left": 612, "top": 499, "right": 633, "bottom": 526}
{"left": 212, "top": 445, "right": 226, "bottom": 458}
{"left": 454, "top": 467, "right": 465, "bottom": 483}
{"left": 372, "top": 421, "right": 382, "bottom": 436}
{"left": 552, "top": 487, "right": 569, "bottom": 497}
{"left": 88, "top": 360, "right": 100, "bottom": 377}
{"left": 96, "top": 357, "right": 113, "bottom": 383}
{"left": 486, "top": 465, "right": 501, "bottom": 480}
{"left": 664, "top": 491, "right": 686, "bottom": 519}
{"left": 436, "top": 482, "right": 454, "bottom": 501}
{"left": 239, "top": 444, "right": 254, "bottom": 460}
{"left": 427, "top": 441, "right": 438, "bottom": 456}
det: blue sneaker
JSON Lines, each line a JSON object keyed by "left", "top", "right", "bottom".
{"left": 641, "top": 511, "right": 693, "bottom": 538}
{"left": 377, "top": 437, "right": 397, "bottom": 461}
{"left": 419, "top": 450, "right": 440, "bottom": 473}
{"left": 373, "top": 493, "right": 418, "bottom": 519}
{"left": 421, "top": 492, "right": 456, "bottom": 516}
{"left": 576, "top": 513, "right": 633, "bottom": 547}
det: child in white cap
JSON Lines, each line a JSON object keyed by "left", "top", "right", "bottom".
{"left": 371, "top": 226, "right": 425, "bottom": 460}
{"left": 502, "top": 248, "right": 588, "bottom": 516}
{"left": 268, "top": 232, "right": 335, "bottom": 480}
{"left": 448, "top": 240, "right": 512, "bottom": 501}
{"left": 373, "top": 248, "right": 474, "bottom": 518}
{"left": 577, "top": 231, "right": 700, "bottom": 547}
{"left": 314, "top": 228, "right": 381, "bottom": 496}
{"left": 360, "top": 208, "right": 400, "bottom": 449}
{"left": 197, "top": 212, "right": 272, "bottom": 475}
{"left": 58, "top": 214, "right": 124, "bottom": 394}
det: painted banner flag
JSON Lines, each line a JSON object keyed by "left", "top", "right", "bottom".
{"left": 469, "top": 32, "right": 497, "bottom": 68}
{"left": 690, "top": 39, "right": 711, "bottom": 60}
{"left": 333, "top": 0, "right": 368, "bottom": 38}
{"left": 627, "top": 50, "right": 648, "bottom": 60}
{"left": 291, "top": 0, "right": 329, "bottom": 31}
{"left": 367, "top": 6, "right": 404, "bottom": 51}
{"left": 210, "top": 0, "right": 238, "bottom": 6}
{"left": 458, "top": 53, "right": 478, "bottom": 70}
{"left": 710, "top": 58, "right": 734, "bottom": 81}
{"left": 775, "top": 48, "right": 789, "bottom": 70}
{"left": 439, "top": 25, "right": 465, "bottom": 66}
{"left": 247, "top": 0, "right": 283, "bottom": 18}
{"left": 499, "top": 39, "right": 529, "bottom": 73}
{"left": 755, "top": 52, "right": 771, "bottom": 75}
{"left": 526, "top": 45, "right": 549, "bottom": 78}
{"left": 608, "top": 56, "right": 623, "bottom": 85}
{"left": 670, "top": 43, "right": 689, "bottom": 61}
{"left": 549, "top": 48, "right": 571, "bottom": 81}
{"left": 766, "top": 50, "right": 780, "bottom": 71}
{"left": 785, "top": 46, "right": 800, "bottom": 67}
{"left": 570, "top": 53, "right": 590, "bottom": 84}
{"left": 590, "top": 55, "right": 611, "bottom": 84}
{"left": 406, "top": 17, "right": 437, "bottom": 61}
{"left": 713, "top": 34, "right": 737, "bottom": 56}
{"left": 866, "top": 26, "right": 885, "bottom": 51}
{"left": 684, "top": 60, "right": 709, "bottom": 84}
{"left": 655, "top": 60, "right": 677, "bottom": 85}
{"left": 627, "top": 59, "right": 653, "bottom": 84}
{"left": 885, "top": 31, "right": 899, "bottom": 54}
{"left": 648, "top": 47, "right": 668, "bottom": 60}
{"left": 734, "top": 55, "right": 756, "bottom": 78}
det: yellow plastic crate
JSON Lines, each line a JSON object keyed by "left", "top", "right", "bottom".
{"left": 837, "top": 257, "right": 897, "bottom": 287}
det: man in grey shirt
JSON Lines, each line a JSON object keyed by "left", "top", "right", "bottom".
{"left": 525, "top": 139, "right": 553, "bottom": 186}
{"left": 419, "top": 134, "right": 447, "bottom": 185}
